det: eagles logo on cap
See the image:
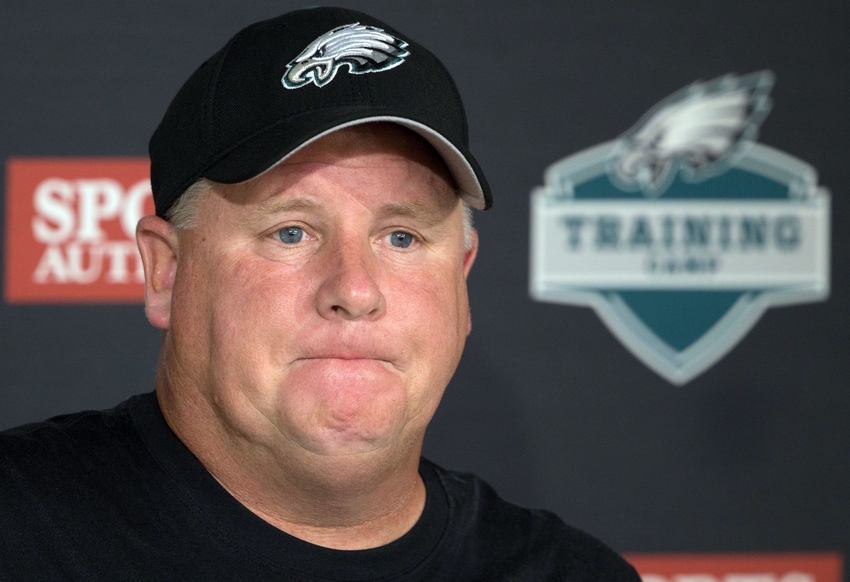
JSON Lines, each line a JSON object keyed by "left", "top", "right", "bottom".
{"left": 282, "top": 23, "right": 410, "bottom": 89}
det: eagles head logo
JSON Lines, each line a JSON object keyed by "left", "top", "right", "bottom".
{"left": 282, "top": 23, "right": 410, "bottom": 89}
{"left": 609, "top": 71, "right": 774, "bottom": 196}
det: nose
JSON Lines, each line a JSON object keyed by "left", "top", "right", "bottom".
{"left": 315, "top": 236, "right": 386, "bottom": 321}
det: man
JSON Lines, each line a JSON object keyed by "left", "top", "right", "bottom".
{"left": 0, "top": 7, "right": 639, "bottom": 580}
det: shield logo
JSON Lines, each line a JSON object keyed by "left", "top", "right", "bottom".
{"left": 530, "top": 72, "right": 830, "bottom": 385}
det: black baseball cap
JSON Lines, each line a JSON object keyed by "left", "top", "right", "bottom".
{"left": 149, "top": 6, "right": 491, "bottom": 218}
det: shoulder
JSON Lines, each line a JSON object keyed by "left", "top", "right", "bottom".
{"left": 0, "top": 394, "right": 150, "bottom": 494}
{"left": 0, "top": 393, "right": 193, "bottom": 577}
{"left": 0, "top": 394, "right": 141, "bottom": 448}
{"left": 426, "top": 460, "right": 640, "bottom": 581}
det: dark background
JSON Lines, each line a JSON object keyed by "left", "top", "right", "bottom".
{"left": 2, "top": 0, "right": 848, "bottom": 567}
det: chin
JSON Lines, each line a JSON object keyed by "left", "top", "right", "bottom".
{"left": 275, "top": 362, "right": 412, "bottom": 450}
{"left": 285, "top": 422, "right": 419, "bottom": 490}
{"left": 288, "top": 413, "right": 406, "bottom": 458}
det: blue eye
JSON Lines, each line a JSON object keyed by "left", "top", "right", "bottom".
{"left": 278, "top": 227, "right": 303, "bottom": 244}
{"left": 389, "top": 231, "right": 413, "bottom": 249}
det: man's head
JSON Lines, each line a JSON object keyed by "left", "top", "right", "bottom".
{"left": 136, "top": 8, "right": 490, "bottom": 494}
{"left": 138, "top": 122, "right": 477, "bottom": 485}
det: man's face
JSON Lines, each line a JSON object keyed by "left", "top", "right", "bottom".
{"left": 154, "top": 124, "right": 477, "bottom": 467}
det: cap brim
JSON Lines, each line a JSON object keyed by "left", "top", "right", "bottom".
{"left": 203, "top": 110, "right": 491, "bottom": 210}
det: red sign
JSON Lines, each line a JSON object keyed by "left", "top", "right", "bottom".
{"left": 4, "top": 158, "right": 153, "bottom": 303}
{"left": 624, "top": 553, "right": 843, "bottom": 582}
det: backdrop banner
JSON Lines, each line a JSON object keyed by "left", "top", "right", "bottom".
{"left": 1, "top": 0, "right": 847, "bottom": 574}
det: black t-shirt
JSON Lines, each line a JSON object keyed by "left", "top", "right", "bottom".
{"left": 0, "top": 393, "right": 639, "bottom": 581}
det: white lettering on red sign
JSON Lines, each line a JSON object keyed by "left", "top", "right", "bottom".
{"left": 29, "top": 177, "right": 150, "bottom": 284}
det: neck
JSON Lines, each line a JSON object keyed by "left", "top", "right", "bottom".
{"left": 222, "top": 465, "right": 427, "bottom": 550}
{"left": 155, "top": 369, "right": 428, "bottom": 550}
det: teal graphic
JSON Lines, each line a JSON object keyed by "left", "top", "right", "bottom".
{"left": 530, "top": 72, "right": 830, "bottom": 384}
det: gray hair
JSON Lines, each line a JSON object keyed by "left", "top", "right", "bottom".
{"left": 165, "top": 178, "right": 211, "bottom": 231}
{"left": 167, "top": 178, "right": 476, "bottom": 251}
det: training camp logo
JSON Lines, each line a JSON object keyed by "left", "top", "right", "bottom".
{"left": 282, "top": 23, "right": 409, "bottom": 89}
{"left": 530, "top": 72, "right": 830, "bottom": 385}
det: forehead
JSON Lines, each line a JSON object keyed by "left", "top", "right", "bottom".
{"left": 289, "top": 123, "right": 452, "bottom": 173}
{"left": 217, "top": 123, "right": 457, "bottom": 209}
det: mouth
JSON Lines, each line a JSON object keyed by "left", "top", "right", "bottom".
{"left": 295, "top": 355, "right": 401, "bottom": 372}
{"left": 303, "top": 354, "right": 384, "bottom": 361}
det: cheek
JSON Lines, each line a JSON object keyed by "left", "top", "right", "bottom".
{"left": 212, "top": 258, "right": 313, "bottom": 358}
{"left": 408, "top": 263, "right": 468, "bottom": 327}
{"left": 222, "top": 261, "right": 298, "bottom": 326}
{"left": 185, "top": 256, "right": 320, "bottom": 438}
{"left": 177, "top": 250, "right": 309, "bottom": 383}
{"left": 390, "top": 264, "right": 470, "bottom": 381}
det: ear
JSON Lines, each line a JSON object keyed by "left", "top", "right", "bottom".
{"left": 136, "top": 215, "right": 178, "bottom": 330}
{"left": 463, "top": 229, "right": 479, "bottom": 335}
{"left": 462, "top": 228, "right": 478, "bottom": 280}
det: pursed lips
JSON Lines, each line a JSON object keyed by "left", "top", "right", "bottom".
{"left": 293, "top": 355, "right": 402, "bottom": 371}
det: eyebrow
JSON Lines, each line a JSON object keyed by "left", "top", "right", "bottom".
{"left": 374, "top": 201, "right": 452, "bottom": 228}
{"left": 254, "top": 198, "right": 325, "bottom": 215}
{"left": 251, "top": 197, "right": 453, "bottom": 228}
{"left": 235, "top": 197, "right": 325, "bottom": 230}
